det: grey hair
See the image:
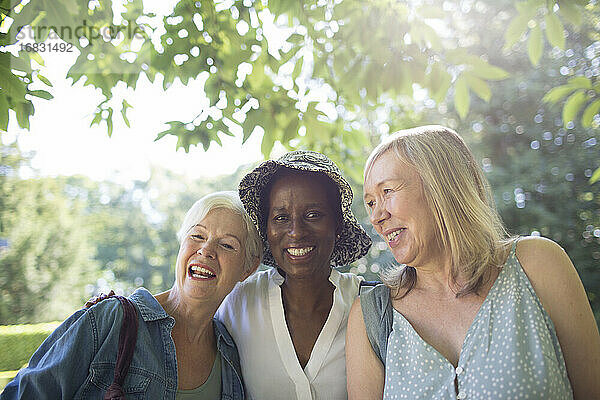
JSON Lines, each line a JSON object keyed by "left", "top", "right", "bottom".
{"left": 177, "top": 191, "right": 263, "bottom": 273}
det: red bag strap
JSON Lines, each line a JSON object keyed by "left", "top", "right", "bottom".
{"left": 103, "top": 295, "right": 139, "bottom": 400}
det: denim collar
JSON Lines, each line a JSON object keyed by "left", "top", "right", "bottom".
{"left": 130, "top": 287, "right": 235, "bottom": 347}
{"left": 129, "top": 287, "right": 172, "bottom": 322}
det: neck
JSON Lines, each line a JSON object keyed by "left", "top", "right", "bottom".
{"left": 410, "top": 251, "right": 463, "bottom": 298}
{"left": 155, "top": 289, "right": 216, "bottom": 344}
{"left": 279, "top": 267, "right": 335, "bottom": 313}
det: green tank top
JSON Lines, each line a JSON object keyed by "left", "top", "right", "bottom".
{"left": 175, "top": 353, "right": 222, "bottom": 400}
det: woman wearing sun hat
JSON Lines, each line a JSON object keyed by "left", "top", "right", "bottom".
{"left": 216, "top": 150, "right": 372, "bottom": 400}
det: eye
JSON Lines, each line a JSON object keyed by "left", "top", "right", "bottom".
{"left": 273, "top": 214, "right": 289, "bottom": 222}
{"left": 191, "top": 234, "right": 205, "bottom": 241}
{"left": 221, "top": 242, "right": 235, "bottom": 250}
{"left": 365, "top": 199, "right": 375, "bottom": 209}
{"left": 306, "top": 211, "right": 322, "bottom": 218}
{"left": 383, "top": 188, "right": 393, "bottom": 195}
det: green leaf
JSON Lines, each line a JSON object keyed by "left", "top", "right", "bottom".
{"left": 261, "top": 125, "right": 275, "bottom": 158}
{"left": 107, "top": 107, "right": 114, "bottom": 137}
{"left": 29, "top": 89, "right": 53, "bottom": 100}
{"left": 504, "top": 14, "right": 529, "bottom": 50}
{"left": 0, "top": 92, "right": 8, "bottom": 131}
{"left": 467, "top": 62, "right": 509, "bottom": 81}
{"left": 581, "top": 99, "right": 600, "bottom": 128}
{"left": 15, "top": 101, "right": 33, "bottom": 129}
{"left": 121, "top": 99, "right": 131, "bottom": 128}
{"left": 544, "top": 12, "right": 565, "bottom": 50}
{"left": 542, "top": 84, "right": 578, "bottom": 104}
{"left": 27, "top": 51, "right": 44, "bottom": 66}
{"left": 559, "top": 1, "right": 583, "bottom": 26}
{"left": 454, "top": 76, "right": 469, "bottom": 119}
{"left": 465, "top": 75, "right": 491, "bottom": 102}
{"left": 567, "top": 76, "right": 591, "bottom": 89}
{"left": 292, "top": 55, "right": 303, "bottom": 81}
{"left": 562, "top": 89, "right": 587, "bottom": 126}
{"left": 528, "top": 24, "right": 543, "bottom": 66}
{"left": 36, "top": 74, "right": 53, "bottom": 87}
{"left": 590, "top": 167, "right": 600, "bottom": 184}
{"left": 90, "top": 111, "right": 102, "bottom": 127}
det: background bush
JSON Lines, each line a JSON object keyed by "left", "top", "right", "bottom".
{"left": 0, "top": 322, "right": 59, "bottom": 371}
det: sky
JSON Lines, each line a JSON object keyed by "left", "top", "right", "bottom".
{"left": 3, "top": 0, "right": 266, "bottom": 184}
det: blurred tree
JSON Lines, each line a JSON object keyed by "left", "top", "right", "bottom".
{"left": 0, "top": 144, "right": 99, "bottom": 324}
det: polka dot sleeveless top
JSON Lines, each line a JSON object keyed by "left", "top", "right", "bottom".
{"left": 383, "top": 241, "right": 573, "bottom": 399}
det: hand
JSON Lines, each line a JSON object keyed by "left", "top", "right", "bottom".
{"left": 84, "top": 290, "right": 116, "bottom": 308}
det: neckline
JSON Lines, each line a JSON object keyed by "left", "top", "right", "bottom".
{"left": 268, "top": 269, "right": 344, "bottom": 382}
{"left": 391, "top": 260, "right": 509, "bottom": 368}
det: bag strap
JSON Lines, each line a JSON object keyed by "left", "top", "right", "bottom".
{"left": 103, "top": 296, "right": 139, "bottom": 400}
{"left": 358, "top": 282, "right": 393, "bottom": 366}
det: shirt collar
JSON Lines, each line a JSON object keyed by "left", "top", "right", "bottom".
{"left": 268, "top": 267, "right": 342, "bottom": 288}
{"left": 129, "top": 287, "right": 172, "bottom": 322}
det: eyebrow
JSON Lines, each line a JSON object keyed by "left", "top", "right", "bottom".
{"left": 191, "top": 224, "right": 242, "bottom": 243}
{"left": 270, "top": 202, "right": 329, "bottom": 211}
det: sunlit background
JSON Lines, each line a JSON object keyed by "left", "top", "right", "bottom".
{"left": 0, "top": 1, "right": 599, "bottom": 384}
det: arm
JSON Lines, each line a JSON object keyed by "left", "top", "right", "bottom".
{"left": 516, "top": 236, "right": 600, "bottom": 400}
{"left": 346, "top": 297, "right": 384, "bottom": 400}
{"left": 0, "top": 308, "right": 97, "bottom": 399}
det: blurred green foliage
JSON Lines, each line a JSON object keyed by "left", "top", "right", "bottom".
{"left": 0, "top": 0, "right": 598, "bottom": 327}
{"left": 0, "top": 321, "right": 59, "bottom": 370}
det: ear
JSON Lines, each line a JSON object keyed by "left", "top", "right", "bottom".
{"left": 241, "top": 256, "right": 260, "bottom": 281}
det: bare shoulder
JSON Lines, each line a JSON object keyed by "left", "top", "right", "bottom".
{"left": 514, "top": 236, "right": 584, "bottom": 320}
{"left": 514, "top": 236, "right": 573, "bottom": 282}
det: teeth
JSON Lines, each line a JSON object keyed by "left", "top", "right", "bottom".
{"left": 386, "top": 229, "right": 404, "bottom": 242}
{"left": 190, "top": 266, "right": 216, "bottom": 279}
{"left": 287, "top": 247, "right": 314, "bottom": 256}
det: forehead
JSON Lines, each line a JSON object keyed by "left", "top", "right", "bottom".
{"left": 364, "top": 151, "right": 420, "bottom": 193}
{"left": 195, "top": 208, "right": 245, "bottom": 238}
{"left": 269, "top": 173, "right": 332, "bottom": 207}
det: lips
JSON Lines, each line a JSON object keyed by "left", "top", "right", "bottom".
{"left": 384, "top": 228, "right": 405, "bottom": 245}
{"left": 188, "top": 264, "right": 217, "bottom": 280}
{"left": 286, "top": 246, "right": 315, "bottom": 256}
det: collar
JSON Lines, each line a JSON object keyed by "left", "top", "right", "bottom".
{"left": 129, "top": 287, "right": 172, "bottom": 322}
{"left": 213, "top": 317, "right": 235, "bottom": 347}
{"left": 268, "top": 267, "right": 342, "bottom": 288}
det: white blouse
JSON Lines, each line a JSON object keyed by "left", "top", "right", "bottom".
{"left": 216, "top": 268, "right": 361, "bottom": 400}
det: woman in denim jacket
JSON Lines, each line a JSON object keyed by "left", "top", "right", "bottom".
{"left": 1, "top": 191, "right": 262, "bottom": 400}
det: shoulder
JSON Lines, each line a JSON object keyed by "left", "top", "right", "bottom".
{"left": 514, "top": 236, "right": 581, "bottom": 317}
{"left": 217, "top": 270, "right": 269, "bottom": 319}
{"left": 514, "top": 236, "right": 574, "bottom": 284}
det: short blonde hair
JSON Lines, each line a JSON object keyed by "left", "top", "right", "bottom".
{"left": 365, "top": 125, "right": 513, "bottom": 296}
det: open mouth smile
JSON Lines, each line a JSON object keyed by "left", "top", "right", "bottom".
{"left": 386, "top": 228, "right": 406, "bottom": 243}
{"left": 188, "top": 265, "right": 217, "bottom": 280}
{"left": 285, "top": 247, "right": 315, "bottom": 257}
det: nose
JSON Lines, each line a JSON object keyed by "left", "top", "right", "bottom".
{"left": 288, "top": 215, "right": 307, "bottom": 238}
{"left": 196, "top": 241, "right": 216, "bottom": 258}
{"left": 369, "top": 199, "right": 390, "bottom": 227}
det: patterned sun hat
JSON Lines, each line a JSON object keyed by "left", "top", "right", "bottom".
{"left": 238, "top": 150, "right": 372, "bottom": 268}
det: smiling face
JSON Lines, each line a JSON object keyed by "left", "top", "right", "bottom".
{"left": 364, "top": 150, "right": 443, "bottom": 269}
{"left": 176, "top": 208, "right": 250, "bottom": 305}
{"left": 266, "top": 172, "right": 338, "bottom": 280}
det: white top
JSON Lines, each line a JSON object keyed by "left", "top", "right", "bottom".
{"left": 216, "top": 267, "right": 361, "bottom": 400}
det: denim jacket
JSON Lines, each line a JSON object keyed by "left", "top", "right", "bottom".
{"left": 1, "top": 288, "right": 245, "bottom": 400}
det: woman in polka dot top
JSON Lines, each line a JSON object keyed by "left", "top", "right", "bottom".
{"left": 347, "top": 125, "right": 600, "bottom": 399}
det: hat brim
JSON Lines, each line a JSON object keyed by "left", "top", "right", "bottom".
{"left": 239, "top": 151, "right": 372, "bottom": 268}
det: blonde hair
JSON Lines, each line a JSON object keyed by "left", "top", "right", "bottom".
{"left": 365, "top": 125, "right": 514, "bottom": 297}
